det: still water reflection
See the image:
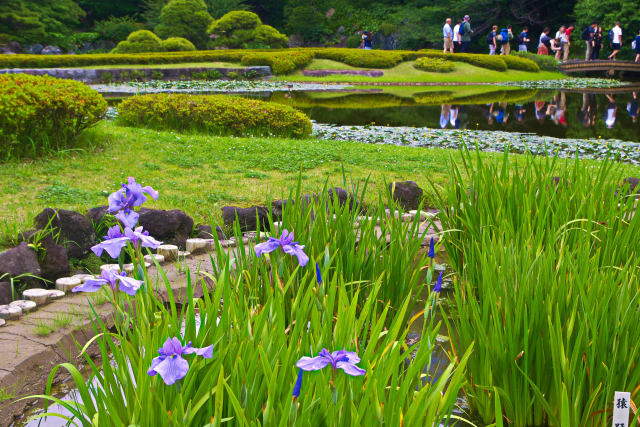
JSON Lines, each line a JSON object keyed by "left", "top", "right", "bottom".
{"left": 271, "top": 89, "right": 640, "bottom": 143}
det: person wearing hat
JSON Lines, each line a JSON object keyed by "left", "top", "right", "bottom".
{"left": 460, "top": 15, "right": 473, "bottom": 52}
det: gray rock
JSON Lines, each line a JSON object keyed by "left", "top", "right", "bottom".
{"left": 388, "top": 181, "right": 423, "bottom": 211}
{"left": 271, "top": 194, "right": 316, "bottom": 219}
{"left": 0, "top": 243, "right": 41, "bottom": 286}
{"left": 41, "top": 45, "right": 62, "bottom": 55}
{"left": 195, "top": 224, "right": 225, "bottom": 240}
{"left": 8, "top": 41, "right": 23, "bottom": 54}
{"left": 222, "top": 206, "right": 270, "bottom": 232}
{"left": 19, "top": 231, "right": 70, "bottom": 281}
{"left": 0, "top": 282, "right": 12, "bottom": 305}
{"left": 35, "top": 208, "right": 97, "bottom": 259}
{"left": 28, "top": 44, "right": 43, "bottom": 54}
{"left": 137, "top": 208, "right": 194, "bottom": 249}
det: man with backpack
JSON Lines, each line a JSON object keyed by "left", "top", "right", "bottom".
{"left": 487, "top": 25, "right": 498, "bottom": 55}
{"left": 500, "top": 25, "right": 513, "bottom": 55}
{"left": 460, "top": 15, "right": 472, "bottom": 53}
{"left": 608, "top": 22, "right": 622, "bottom": 60}
{"left": 582, "top": 22, "right": 597, "bottom": 60}
{"left": 517, "top": 26, "right": 530, "bottom": 52}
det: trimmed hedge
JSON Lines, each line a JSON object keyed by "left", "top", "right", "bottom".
{"left": 0, "top": 74, "right": 107, "bottom": 158}
{"left": 162, "top": 37, "right": 196, "bottom": 52}
{"left": 117, "top": 94, "right": 312, "bottom": 138}
{"left": 413, "top": 57, "right": 456, "bottom": 73}
{"left": 112, "top": 30, "right": 164, "bottom": 54}
{"left": 312, "top": 48, "right": 404, "bottom": 68}
{"left": 500, "top": 55, "right": 540, "bottom": 72}
{"left": 513, "top": 51, "right": 559, "bottom": 71}
{"left": 241, "top": 51, "right": 313, "bottom": 74}
{"left": 418, "top": 50, "right": 508, "bottom": 71}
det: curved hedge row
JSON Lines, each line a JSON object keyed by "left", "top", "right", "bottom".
{"left": 312, "top": 48, "right": 404, "bottom": 68}
{"left": 513, "top": 51, "right": 559, "bottom": 71}
{"left": 413, "top": 57, "right": 456, "bottom": 73}
{"left": 0, "top": 74, "right": 107, "bottom": 159}
{"left": 117, "top": 94, "right": 312, "bottom": 138}
{"left": 241, "top": 51, "right": 313, "bottom": 74}
{"left": 500, "top": 55, "right": 540, "bottom": 72}
{"left": 418, "top": 50, "right": 508, "bottom": 71}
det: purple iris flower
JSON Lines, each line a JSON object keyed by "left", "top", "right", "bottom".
{"left": 72, "top": 269, "right": 143, "bottom": 296}
{"left": 315, "top": 263, "right": 322, "bottom": 284}
{"left": 296, "top": 348, "right": 366, "bottom": 376}
{"left": 91, "top": 225, "right": 130, "bottom": 258}
{"left": 254, "top": 230, "right": 309, "bottom": 267}
{"left": 434, "top": 271, "right": 443, "bottom": 293}
{"left": 292, "top": 369, "right": 303, "bottom": 399}
{"left": 427, "top": 237, "right": 435, "bottom": 259}
{"left": 91, "top": 226, "right": 163, "bottom": 259}
{"left": 147, "top": 337, "right": 213, "bottom": 385}
{"left": 107, "top": 177, "right": 158, "bottom": 228}
{"left": 124, "top": 226, "right": 163, "bottom": 250}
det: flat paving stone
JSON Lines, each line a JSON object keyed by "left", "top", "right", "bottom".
{"left": 55, "top": 277, "right": 81, "bottom": 292}
{"left": 100, "top": 264, "right": 121, "bottom": 273}
{"left": 0, "top": 305, "right": 22, "bottom": 320}
{"left": 72, "top": 274, "right": 95, "bottom": 283}
{"left": 157, "top": 245, "right": 179, "bottom": 261}
{"left": 10, "top": 300, "right": 36, "bottom": 313}
{"left": 144, "top": 254, "right": 165, "bottom": 264}
{"left": 23, "top": 288, "right": 50, "bottom": 305}
{"left": 0, "top": 319, "right": 5, "bottom": 327}
{"left": 47, "top": 289, "right": 65, "bottom": 300}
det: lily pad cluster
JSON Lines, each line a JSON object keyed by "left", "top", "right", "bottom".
{"left": 91, "top": 80, "right": 354, "bottom": 95}
{"left": 496, "top": 78, "right": 629, "bottom": 89}
{"left": 313, "top": 123, "right": 640, "bottom": 164}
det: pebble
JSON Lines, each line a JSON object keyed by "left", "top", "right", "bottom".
{"left": 10, "top": 300, "right": 37, "bottom": 313}
{"left": 0, "top": 305, "right": 22, "bottom": 320}
{"left": 157, "top": 244, "right": 179, "bottom": 261}
{"left": 55, "top": 277, "right": 82, "bottom": 292}
{"left": 23, "top": 288, "right": 50, "bottom": 305}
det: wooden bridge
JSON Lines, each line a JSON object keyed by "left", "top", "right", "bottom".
{"left": 559, "top": 59, "right": 640, "bottom": 75}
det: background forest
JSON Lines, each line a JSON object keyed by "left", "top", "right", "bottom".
{"left": 1, "top": 0, "right": 638, "bottom": 52}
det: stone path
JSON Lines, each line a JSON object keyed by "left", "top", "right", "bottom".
{"left": 0, "top": 211, "right": 440, "bottom": 426}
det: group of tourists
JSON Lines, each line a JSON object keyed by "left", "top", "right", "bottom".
{"left": 442, "top": 18, "right": 640, "bottom": 62}
{"left": 442, "top": 15, "right": 473, "bottom": 53}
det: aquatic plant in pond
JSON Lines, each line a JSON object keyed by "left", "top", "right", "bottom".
{"left": 495, "top": 77, "right": 628, "bottom": 89}
{"left": 313, "top": 123, "right": 640, "bottom": 164}
{"left": 147, "top": 337, "right": 213, "bottom": 385}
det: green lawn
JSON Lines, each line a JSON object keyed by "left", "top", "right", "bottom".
{"left": 281, "top": 59, "right": 565, "bottom": 83}
{"left": 1, "top": 121, "right": 638, "bottom": 249}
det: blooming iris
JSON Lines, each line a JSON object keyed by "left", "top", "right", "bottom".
{"left": 315, "top": 263, "right": 322, "bottom": 284}
{"left": 72, "top": 269, "right": 143, "bottom": 296}
{"left": 296, "top": 348, "right": 366, "bottom": 376}
{"left": 147, "top": 337, "right": 213, "bottom": 385}
{"left": 107, "top": 177, "right": 158, "bottom": 229}
{"left": 254, "top": 230, "right": 309, "bottom": 267}
{"left": 91, "top": 225, "right": 162, "bottom": 259}
{"left": 427, "top": 237, "right": 435, "bottom": 259}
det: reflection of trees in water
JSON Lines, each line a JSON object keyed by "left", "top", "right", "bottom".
{"left": 285, "top": 89, "right": 640, "bottom": 142}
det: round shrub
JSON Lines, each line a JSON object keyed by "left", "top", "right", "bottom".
{"left": 117, "top": 94, "right": 312, "bottom": 138}
{"left": 252, "top": 25, "right": 288, "bottom": 49}
{"left": 208, "top": 11, "right": 288, "bottom": 49}
{"left": 513, "top": 51, "right": 558, "bottom": 71}
{"left": 0, "top": 74, "right": 107, "bottom": 158}
{"left": 111, "top": 30, "right": 164, "bottom": 53}
{"left": 154, "top": 0, "right": 213, "bottom": 49}
{"left": 413, "top": 57, "right": 455, "bottom": 73}
{"left": 162, "top": 37, "right": 196, "bottom": 51}
{"left": 346, "top": 34, "right": 361, "bottom": 49}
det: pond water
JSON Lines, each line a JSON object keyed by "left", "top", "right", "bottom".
{"left": 269, "top": 88, "right": 640, "bottom": 143}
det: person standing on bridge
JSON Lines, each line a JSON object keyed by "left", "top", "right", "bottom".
{"left": 634, "top": 29, "right": 640, "bottom": 62}
{"left": 561, "top": 25, "right": 574, "bottom": 61}
{"left": 583, "top": 22, "right": 597, "bottom": 60}
{"left": 608, "top": 22, "right": 622, "bottom": 60}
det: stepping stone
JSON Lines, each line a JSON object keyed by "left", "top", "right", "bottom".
{"left": 72, "top": 274, "right": 95, "bottom": 283}
{"left": 123, "top": 262, "right": 151, "bottom": 273}
{"left": 0, "top": 318, "right": 5, "bottom": 327}
{"left": 144, "top": 254, "right": 165, "bottom": 264}
{"left": 0, "top": 305, "right": 22, "bottom": 320}
{"left": 202, "top": 239, "right": 216, "bottom": 251}
{"left": 409, "top": 210, "right": 438, "bottom": 221}
{"left": 100, "top": 264, "right": 120, "bottom": 273}
{"left": 56, "top": 277, "right": 82, "bottom": 292}
{"left": 10, "top": 300, "right": 37, "bottom": 313}
{"left": 185, "top": 238, "right": 207, "bottom": 253}
{"left": 401, "top": 213, "right": 413, "bottom": 222}
{"left": 157, "top": 245, "right": 179, "bottom": 261}
{"left": 47, "top": 289, "right": 65, "bottom": 300}
{"left": 220, "top": 239, "right": 234, "bottom": 248}
{"left": 23, "top": 288, "right": 51, "bottom": 305}
{"left": 178, "top": 251, "right": 191, "bottom": 259}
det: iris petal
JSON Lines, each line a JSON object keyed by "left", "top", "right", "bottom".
{"left": 183, "top": 344, "right": 213, "bottom": 358}
{"left": 115, "top": 274, "right": 143, "bottom": 296}
{"left": 296, "top": 355, "right": 331, "bottom": 371}
{"left": 151, "top": 354, "right": 190, "bottom": 385}
{"left": 116, "top": 210, "right": 139, "bottom": 229}
{"left": 336, "top": 361, "right": 366, "bottom": 376}
{"left": 91, "top": 236, "right": 130, "bottom": 259}
{"left": 254, "top": 239, "right": 282, "bottom": 257}
{"left": 72, "top": 278, "right": 108, "bottom": 293}
{"left": 282, "top": 244, "right": 309, "bottom": 267}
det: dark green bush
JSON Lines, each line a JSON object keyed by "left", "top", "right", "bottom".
{"left": 94, "top": 16, "right": 142, "bottom": 43}
{"left": 162, "top": 37, "right": 196, "bottom": 51}
{"left": 313, "top": 48, "right": 404, "bottom": 68}
{"left": 117, "top": 94, "right": 312, "bottom": 138}
{"left": 155, "top": 0, "right": 213, "bottom": 49}
{"left": 241, "top": 51, "right": 313, "bottom": 74}
{"left": 208, "top": 11, "right": 288, "bottom": 49}
{"left": 501, "top": 54, "right": 540, "bottom": 72}
{"left": 379, "top": 23, "right": 397, "bottom": 37}
{"left": 413, "top": 57, "right": 455, "bottom": 73}
{"left": 346, "top": 34, "right": 361, "bottom": 49}
{"left": 512, "top": 51, "right": 559, "bottom": 71}
{"left": 0, "top": 74, "right": 107, "bottom": 158}
{"left": 112, "top": 30, "right": 164, "bottom": 54}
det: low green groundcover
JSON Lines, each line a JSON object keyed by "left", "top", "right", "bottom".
{"left": 413, "top": 57, "right": 456, "bottom": 73}
{"left": 117, "top": 93, "right": 312, "bottom": 138}
{"left": 0, "top": 74, "right": 107, "bottom": 159}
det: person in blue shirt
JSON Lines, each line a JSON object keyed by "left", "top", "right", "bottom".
{"left": 517, "top": 26, "right": 530, "bottom": 52}
{"left": 443, "top": 18, "right": 454, "bottom": 53}
{"left": 635, "top": 30, "right": 640, "bottom": 62}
